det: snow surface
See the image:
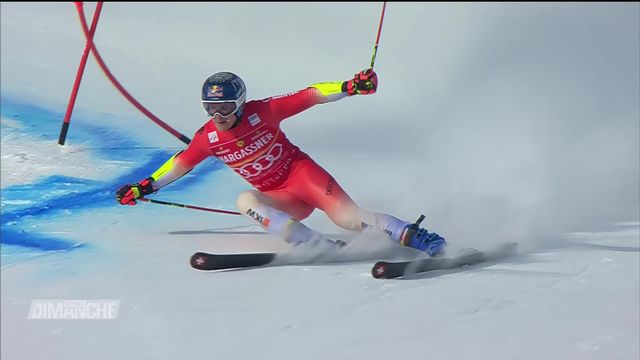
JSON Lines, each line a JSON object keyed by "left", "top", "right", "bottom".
{"left": 1, "top": 3, "right": 639, "bottom": 360}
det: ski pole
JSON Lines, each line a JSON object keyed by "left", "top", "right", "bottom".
{"left": 138, "top": 198, "right": 241, "bottom": 216}
{"left": 369, "top": 1, "right": 387, "bottom": 69}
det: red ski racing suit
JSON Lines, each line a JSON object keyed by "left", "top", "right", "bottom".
{"left": 149, "top": 81, "right": 357, "bottom": 222}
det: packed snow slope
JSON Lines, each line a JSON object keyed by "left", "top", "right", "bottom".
{"left": 1, "top": 3, "right": 638, "bottom": 360}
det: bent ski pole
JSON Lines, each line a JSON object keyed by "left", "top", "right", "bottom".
{"left": 370, "top": 1, "right": 387, "bottom": 69}
{"left": 138, "top": 198, "right": 241, "bottom": 216}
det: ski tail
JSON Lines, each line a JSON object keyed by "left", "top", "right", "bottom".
{"left": 190, "top": 252, "right": 276, "bottom": 271}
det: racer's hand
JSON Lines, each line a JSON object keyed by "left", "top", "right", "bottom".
{"left": 115, "top": 178, "right": 154, "bottom": 205}
{"left": 342, "top": 68, "right": 378, "bottom": 95}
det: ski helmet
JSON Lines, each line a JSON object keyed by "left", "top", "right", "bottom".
{"left": 201, "top": 72, "right": 246, "bottom": 118}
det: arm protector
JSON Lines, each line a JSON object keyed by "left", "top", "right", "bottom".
{"left": 148, "top": 150, "right": 194, "bottom": 190}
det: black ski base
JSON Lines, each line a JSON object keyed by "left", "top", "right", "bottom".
{"left": 371, "top": 242, "right": 518, "bottom": 279}
{"left": 190, "top": 252, "right": 276, "bottom": 271}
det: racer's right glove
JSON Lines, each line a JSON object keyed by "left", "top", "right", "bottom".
{"left": 115, "top": 178, "right": 154, "bottom": 206}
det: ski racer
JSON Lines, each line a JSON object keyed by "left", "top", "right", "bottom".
{"left": 115, "top": 69, "right": 446, "bottom": 256}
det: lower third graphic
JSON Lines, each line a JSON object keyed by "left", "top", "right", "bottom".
{"left": 28, "top": 299, "right": 121, "bottom": 320}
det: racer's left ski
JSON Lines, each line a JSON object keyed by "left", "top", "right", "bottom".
{"left": 191, "top": 252, "right": 277, "bottom": 271}
{"left": 190, "top": 238, "right": 347, "bottom": 271}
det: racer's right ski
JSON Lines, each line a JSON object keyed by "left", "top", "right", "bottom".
{"left": 371, "top": 242, "right": 518, "bottom": 279}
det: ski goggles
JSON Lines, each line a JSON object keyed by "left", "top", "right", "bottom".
{"left": 202, "top": 101, "right": 238, "bottom": 117}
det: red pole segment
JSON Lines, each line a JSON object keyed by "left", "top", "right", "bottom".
{"left": 369, "top": 1, "right": 387, "bottom": 70}
{"left": 58, "top": 2, "right": 104, "bottom": 145}
{"left": 74, "top": 3, "right": 191, "bottom": 145}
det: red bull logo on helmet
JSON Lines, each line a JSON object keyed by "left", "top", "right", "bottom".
{"left": 207, "top": 85, "right": 224, "bottom": 98}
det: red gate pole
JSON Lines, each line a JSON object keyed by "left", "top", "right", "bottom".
{"left": 74, "top": 3, "right": 192, "bottom": 145}
{"left": 58, "top": 2, "right": 104, "bottom": 145}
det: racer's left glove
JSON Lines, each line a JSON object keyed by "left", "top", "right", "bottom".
{"left": 342, "top": 68, "right": 378, "bottom": 95}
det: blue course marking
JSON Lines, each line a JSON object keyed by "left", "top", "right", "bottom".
{"left": 1, "top": 96, "right": 224, "bottom": 254}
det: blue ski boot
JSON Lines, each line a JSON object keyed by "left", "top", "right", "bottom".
{"left": 399, "top": 215, "right": 447, "bottom": 256}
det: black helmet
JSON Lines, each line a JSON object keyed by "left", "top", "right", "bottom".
{"left": 201, "top": 72, "right": 246, "bottom": 118}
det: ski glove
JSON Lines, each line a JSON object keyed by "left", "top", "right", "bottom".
{"left": 115, "top": 178, "right": 154, "bottom": 205}
{"left": 342, "top": 68, "right": 378, "bottom": 96}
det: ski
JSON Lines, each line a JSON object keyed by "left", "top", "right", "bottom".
{"left": 191, "top": 241, "right": 517, "bottom": 275}
{"left": 190, "top": 237, "right": 348, "bottom": 271}
{"left": 371, "top": 242, "right": 518, "bottom": 279}
{"left": 190, "top": 252, "right": 277, "bottom": 271}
